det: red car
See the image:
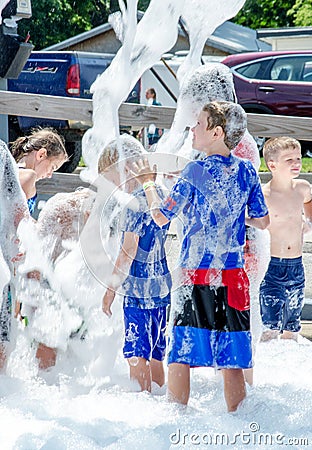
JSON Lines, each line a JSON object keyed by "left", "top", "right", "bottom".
{"left": 222, "top": 50, "right": 312, "bottom": 116}
{"left": 222, "top": 51, "right": 312, "bottom": 153}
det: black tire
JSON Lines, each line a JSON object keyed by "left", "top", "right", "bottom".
{"left": 8, "top": 116, "right": 21, "bottom": 144}
{"left": 58, "top": 141, "right": 82, "bottom": 173}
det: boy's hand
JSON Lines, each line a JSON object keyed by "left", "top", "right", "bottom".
{"left": 102, "top": 288, "right": 116, "bottom": 317}
{"left": 130, "top": 157, "right": 156, "bottom": 184}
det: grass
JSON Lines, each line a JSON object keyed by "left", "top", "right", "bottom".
{"left": 260, "top": 157, "right": 312, "bottom": 172}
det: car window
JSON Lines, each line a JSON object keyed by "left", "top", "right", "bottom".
{"left": 302, "top": 62, "right": 312, "bottom": 82}
{"left": 235, "top": 61, "right": 269, "bottom": 79}
{"left": 270, "top": 56, "right": 312, "bottom": 82}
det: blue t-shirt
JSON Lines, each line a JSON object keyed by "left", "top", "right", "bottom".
{"left": 159, "top": 154, "right": 268, "bottom": 270}
{"left": 121, "top": 187, "right": 171, "bottom": 309}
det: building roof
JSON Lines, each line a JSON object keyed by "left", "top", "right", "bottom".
{"left": 257, "top": 26, "right": 312, "bottom": 39}
{"left": 46, "top": 12, "right": 271, "bottom": 53}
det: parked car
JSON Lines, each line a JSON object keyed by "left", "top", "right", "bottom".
{"left": 8, "top": 51, "right": 140, "bottom": 172}
{"left": 222, "top": 50, "right": 312, "bottom": 154}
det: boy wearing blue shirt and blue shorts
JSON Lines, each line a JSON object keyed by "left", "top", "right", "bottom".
{"left": 131, "top": 101, "right": 269, "bottom": 411}
{"left": 102, "top": 137, "right": 171, "bottom": 392}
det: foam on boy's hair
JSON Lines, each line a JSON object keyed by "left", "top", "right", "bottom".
{"left": 180, "top": 63, "right": 236, "bottom": 105}
{"left": 263, "top": 136, "right": 301, "bottom": 166}
{"left": 203, "top": 101, "right": 247, "bottom": 150}
{"left": 98, "top": 134, "right": 146, "bottom": 173}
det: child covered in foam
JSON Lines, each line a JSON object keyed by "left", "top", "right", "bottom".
{"left": 16, "top": 135, "right": 141, "bottom": 371}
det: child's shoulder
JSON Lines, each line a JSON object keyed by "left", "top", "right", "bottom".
{"left": 293, "top": 178, "right": 310, "bottom": 189}
{"left": 293, "top": 178, "right": 312, "bottom": 199}
{"left": 262, "top": 181, "right": 271, "bottom": 195}
{"left": 18, "top": 167, "right": 36, "bottom": 181}
{"left": 18, "top": 168, "right": 37, "bottom": 197}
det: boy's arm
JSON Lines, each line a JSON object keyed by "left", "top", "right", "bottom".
{"left": 245, "top": 214, "right": 270, "bottom": 230}
{"left": 303, "top": 183, "right": 312, "bottom": 232}
{"left": 245, "top": 178, "right": 270, "bottom": 230}
{"left": 102, "top": 231, "right": 139, "bottom": 317}
{"left": 130, "top": 158, "right": 169, "bottom": 227}
{"left": 144, "top": 185, "right": 169, "bottom": 227}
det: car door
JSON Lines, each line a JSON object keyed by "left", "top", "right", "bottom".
{"left": 256, "top": 55, "right": 312, "bottom": 117}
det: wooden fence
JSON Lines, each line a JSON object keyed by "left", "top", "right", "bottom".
{"left": 0, "top": 89, "right": 311, "bottom": 194}
{"left": 1, "top": 90, "right": 312, "bottom": 139}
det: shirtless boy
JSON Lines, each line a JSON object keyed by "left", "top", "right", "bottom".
{"left": 260, "top": 137, "right": 312, "bottom": 341}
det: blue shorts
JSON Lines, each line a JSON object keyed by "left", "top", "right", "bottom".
{"left": 123, "top": 306, "right": 167, "bottom": 361}
{"left": 260, "top": 256, "right": 305, "bottom": 332}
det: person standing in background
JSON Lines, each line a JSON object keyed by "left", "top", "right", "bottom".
{"left": 145, "top": 88, "right": 163, "bottom": 147}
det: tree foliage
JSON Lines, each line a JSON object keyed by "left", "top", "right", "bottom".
{"left": 18, "top": 0, "right": 111, "bottom": 49}
{"left": 16, "top": 0, "right": 311, "bottom": 50}
{"left": 287, "top": 0, "right": 312, "bottom": 26}
{"left": 234, "top": 0, "right": 296, "bottom": 28}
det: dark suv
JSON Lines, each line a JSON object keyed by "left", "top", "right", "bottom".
{"left": 222, "top": 51, "right": 312, "bottom": 152}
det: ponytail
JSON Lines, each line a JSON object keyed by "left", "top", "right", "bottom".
{"left": 10, "top": 128, "right": 67, "bottom": 163}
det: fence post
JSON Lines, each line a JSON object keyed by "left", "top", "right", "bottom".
{"left": 0, "top": 78, "right": 8, "bottom": 142}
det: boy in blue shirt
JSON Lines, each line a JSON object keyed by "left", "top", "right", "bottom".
{"left": 102, "top": 137, "right": 171, "bottom": 392}
{"left": 131, "top": 101, "right": 269, "bottom": 411}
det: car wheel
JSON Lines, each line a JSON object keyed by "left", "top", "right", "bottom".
{"left": 58, "top": 141, "right": 82, "bottom": 173}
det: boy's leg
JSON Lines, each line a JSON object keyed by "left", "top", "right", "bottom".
{"left": 243, "top": 368, "right": 253, "bottom": 386}
{"left": 128, "top": 356, "right": 152, "bottom": 392}
{"left": 259, "top": 267, "right": 284, "bottom": 341}
{"left": 222, "top": 368, "right": 246, "bottom": 412}
{"left": 150, "top": 306, "right": 167, "bottom": 388}
{"left": 0, "top": 343, "right": 6, "bottom": 370}
{"left": 167, "top": 362, "right": 190, "bottom": 405}
{"left": 150, "top": 358, "right": 165, "bottom": 387}
{"left": 282, "top": 263, "right": 304, "bottom": 342}
{"left": 36, "top": 343, "right": 57, "bottom": 370}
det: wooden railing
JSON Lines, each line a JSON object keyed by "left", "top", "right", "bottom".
{"left": 1, "top": 90, "right": 312, "bottom": 140}
{"left": 1, "top": 89, "right": 311, "bottom": 195}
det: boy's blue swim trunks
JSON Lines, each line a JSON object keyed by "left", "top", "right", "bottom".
{"left": 260, "top": 256, "right": 305, "bottom": 333}
{"left": 123, "top": 305, "right": 167, "bottom": 361}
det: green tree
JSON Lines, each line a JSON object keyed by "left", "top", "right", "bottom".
{"left": 17, "top": 0, "right": 151, "bottom": 49}
{"left": 138, "top": 0, "right": 150, "bottom": 10}
{"left": 18, "top": 0, "right": 110, "bottom": 49}
{"left": 287, "top": 0, "right": 312, "bottom": 26}
{"left": 234, "top": 0, "right": 296, "bottom": 28}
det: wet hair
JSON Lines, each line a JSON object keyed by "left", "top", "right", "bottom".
{"left": 10, "top": 128, "right": 67, "bottom": 163}
{"left": 263, "top": 136, "right": 301, "bottom": 168}
{"left": 202, "top": 101, "right": 247, "bottom": 150}
{"left": 146, "top": 88, "right": 156, "bottom": 98}
{"left": 98, "top": 134, "right": 145, "bottom": 173}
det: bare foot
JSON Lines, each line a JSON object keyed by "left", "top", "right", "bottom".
{"left": 260, "top": 329, "right": 279, "bottom": 342}
{"left": 281, "top": 330, "right": 298, "bottom": 341}
{"left": 0, "top": 343, "right": 6, "bottom": 371}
